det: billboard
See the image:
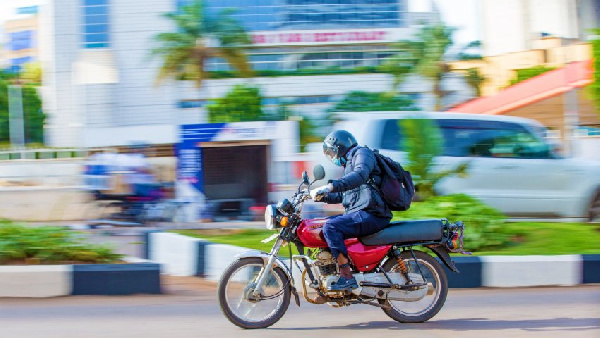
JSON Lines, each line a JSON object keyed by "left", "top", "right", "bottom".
{"left": 177, "top": 121, "right": 297, "bottom": 220}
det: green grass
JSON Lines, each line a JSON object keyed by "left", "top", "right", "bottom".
{"left": 174, "top": 222, "right": 600, "bottom": 256}
{"left": 475, "top": 222, "right": 600, "bottom": 255}
{"left": 0, "top": 222, "right": 123, "bottom": 264}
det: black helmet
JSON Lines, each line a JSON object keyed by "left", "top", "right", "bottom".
{"left": 323, "top": 130, "right": 357, "bottom": 166}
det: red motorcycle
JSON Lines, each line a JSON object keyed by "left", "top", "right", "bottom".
{"left": 218, "top": 165, "right": 468, "bottom": 329}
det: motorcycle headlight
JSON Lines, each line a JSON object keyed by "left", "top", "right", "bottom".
{"left": 265, "top": 205, "right": 279, "bottom": 230}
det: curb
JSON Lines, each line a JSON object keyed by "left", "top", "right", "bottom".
{"left": 145, "top": 232, "right": 600, "bottom": 288}
{"left": 0, "top": 259, "right": 161, "bottom": 298}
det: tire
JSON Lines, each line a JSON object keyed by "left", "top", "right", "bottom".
{"left": 218, "top": 257, "right": 291, "bottom": 329}
{"left": 379, "top": 250, "right": 448, "bottom": 323}
{"left": 588, "top": 189, "right": 600, "bottom": 223}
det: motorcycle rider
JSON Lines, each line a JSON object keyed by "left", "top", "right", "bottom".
{"left": 311, "top": 130, "right": 392, "bottom": 291}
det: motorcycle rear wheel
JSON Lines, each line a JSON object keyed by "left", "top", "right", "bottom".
{"left": 218, "top": 257, "right": 291, "bottom": 329}
{"left": 379, "top": 250, "right": 448, "bottom": 323}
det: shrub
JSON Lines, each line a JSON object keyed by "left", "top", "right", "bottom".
{"left": 393, "top": 194, "right": 508, "bottom": 251}
{"left": 0, "top": 222, "right": 122, "bottom": 264}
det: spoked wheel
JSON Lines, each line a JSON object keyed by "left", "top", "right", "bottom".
{"left": 218, "top": 257, "right": 291, "bottom": 329}
{"left": 379, "top": 250, "right": 448, "bottom": 323}
{"left": 588, "top": 189, "right": 600, "bottom": 223}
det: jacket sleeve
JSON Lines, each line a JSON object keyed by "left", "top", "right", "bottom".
{"left": 330, "top": 147, "right": 375, "bottom": 192}
{"left": 323, "top": 192, "right": 343, "bottom": 204}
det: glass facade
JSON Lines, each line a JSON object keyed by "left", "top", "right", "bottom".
{"left": 172, "top": 1, "right": 411, "bottom": 73}
{"left": 81, "top": 0, "right": 111, "bottom": 48}
{"left": 206, "top": 46, "right": 396, "bottom": 72}
{"left": 178, "top": 0, "right": 407, "bottom": 31}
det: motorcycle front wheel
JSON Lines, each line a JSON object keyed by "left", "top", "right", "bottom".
{"left": 379, "top": 250, "right": 448, "bottom": 323}
{"left": 218, "top": 257, "right": 291, "bottom": 329}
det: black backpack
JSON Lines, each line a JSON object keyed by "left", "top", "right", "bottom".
{"left": 369, "top": 149, "right": 415, "bottom": 211}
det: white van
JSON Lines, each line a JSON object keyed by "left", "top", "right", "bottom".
{"left": 311, "top": 112, "right": 600, "bottom": 221}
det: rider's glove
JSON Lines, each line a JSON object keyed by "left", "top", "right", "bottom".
{"left": 311, "top": 183, "right": 333, "bottom": 202}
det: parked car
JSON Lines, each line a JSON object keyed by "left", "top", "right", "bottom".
{"left": 309, "top": 112, "right": 600, "bottom": 222}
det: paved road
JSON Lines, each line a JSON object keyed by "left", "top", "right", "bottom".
{"left": 0, "top": 278, "right": 598, "bottom": 338}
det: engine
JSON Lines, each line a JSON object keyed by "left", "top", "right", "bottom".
{"left": 314, "top": 249, "right": 337, "bottom": 277}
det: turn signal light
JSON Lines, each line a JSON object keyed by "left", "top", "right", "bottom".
{"left": 280, "top": 216, "right": 289, "bottom": 227}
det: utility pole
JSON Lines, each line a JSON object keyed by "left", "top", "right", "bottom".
{"left": 8, "top": 76, "right": 25, "bottom": 149}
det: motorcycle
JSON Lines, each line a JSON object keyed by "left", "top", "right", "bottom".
{"left": 218, "top": 165, "right": 469, "bottom": 329}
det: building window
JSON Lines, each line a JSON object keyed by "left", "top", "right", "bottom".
{"left": 81, "top": 0, "right": 110, "bottom": 48}
{"left": 9, "top": 30, "right": 34, "bottom": 51}
{"left": 204, "top": 0, "right": 407, "bottom": 31}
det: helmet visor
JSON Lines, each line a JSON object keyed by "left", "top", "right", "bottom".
{"left": 323, "top": 142, "right": 338, "bottom": 162}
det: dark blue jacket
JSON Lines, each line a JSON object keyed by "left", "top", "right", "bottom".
{"left": 324, "top": 146, "right": 392, "bottom": 219}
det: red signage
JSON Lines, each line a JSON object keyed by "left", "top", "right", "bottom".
{"left": 251, "top": 31, "right": 388, "bottom": 45}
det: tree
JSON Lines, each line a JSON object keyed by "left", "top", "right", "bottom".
{"left": 465, "top": 68, "right": 486, "bottom": 97}
{"left": 20, "top": 62, "right": 43, "bottom": 85}
{"left": 151, "top": 0, "right": 252, "bottom": 88}
{"left": 401, "top": 116, "right": 468, "bottom": 200}
{"left": 0, "top": 72, "right": 45, "bottom": 145}
{"left": 206, "top": 84, "right": 264, "bottom": 122}
{"left": 457, "top": 40, "right": 483, "bottom": 61}
{"left": 327, "top": 91, "right": 419, "bottom": 114}
{"left": 388, "top": 25, "right": 455, "bottom": 111}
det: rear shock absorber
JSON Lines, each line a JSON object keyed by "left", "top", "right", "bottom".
{"left": 393, "top": 247, "right": 411, "bottom": 283}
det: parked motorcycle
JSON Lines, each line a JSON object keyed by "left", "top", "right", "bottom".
{"left": 218, "top": 165, "right": 469, "bottom": 329}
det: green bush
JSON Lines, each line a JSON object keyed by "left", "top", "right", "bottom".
{"left": 394, "top": 194, "right": 508, "bottom": 251}
{"left": 0, "top": 222, "right": 122, "bottom": 264}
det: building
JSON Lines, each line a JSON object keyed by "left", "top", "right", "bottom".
{"left": 2, "top": 6, "right": 40, "bottom": 72}
{"left": 40, "top": 0, "right": 473, "bottom": 148}
{"left": 450, "top": 36, "right": 593, "bottom": 97}
{"left": 481, "top": 0, "right": 599, "bottom": 56}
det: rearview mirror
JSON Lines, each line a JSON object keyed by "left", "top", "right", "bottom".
{"left": 313, "top": 164, "right": 325, "bottom": 181}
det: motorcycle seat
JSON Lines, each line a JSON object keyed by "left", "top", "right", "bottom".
{"left": 359, "top": 219, "right": 444, "bottom": 246}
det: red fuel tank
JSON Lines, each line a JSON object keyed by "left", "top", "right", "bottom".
{"left": 297, "top": 218, "right": 328, "bottom": 248}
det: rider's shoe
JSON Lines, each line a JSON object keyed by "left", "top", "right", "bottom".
{"left": 328, "top": 275, "right": 358, "bottom": 291}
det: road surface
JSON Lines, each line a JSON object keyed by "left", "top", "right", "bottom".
{"left": 0, "top": 277, "right": 598, "bottom": 338}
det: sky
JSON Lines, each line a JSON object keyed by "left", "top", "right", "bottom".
{"left": 0, "top": 0, "right": 479, "bottom": 45}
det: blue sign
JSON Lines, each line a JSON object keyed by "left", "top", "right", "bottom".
{"left": 17, "top": 6, "right": 39, "bottom": 15}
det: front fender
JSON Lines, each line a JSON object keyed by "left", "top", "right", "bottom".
{"left": 235, "top": 250, "right": 293, "bottom": 281}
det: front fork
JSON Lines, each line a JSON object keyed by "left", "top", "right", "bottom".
{"left": 251, "top": 237, "right": 285, "bottom": 297}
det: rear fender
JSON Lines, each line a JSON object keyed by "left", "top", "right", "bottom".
{"left": 426, "top": 245, "right": 459, "bottom": 273}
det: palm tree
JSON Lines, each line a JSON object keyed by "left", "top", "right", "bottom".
{"left": 386, "top": 24, "right": 455, "bottom": 111}
{"left": 465, "top": 68, "right": 486, "bottom": 97}
{"left": 151, "top": 0, "right": 252, "bottom": 88}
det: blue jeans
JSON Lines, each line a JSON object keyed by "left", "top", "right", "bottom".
{"left": 322, "top": 210, "right": 390, "bottom": 259}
